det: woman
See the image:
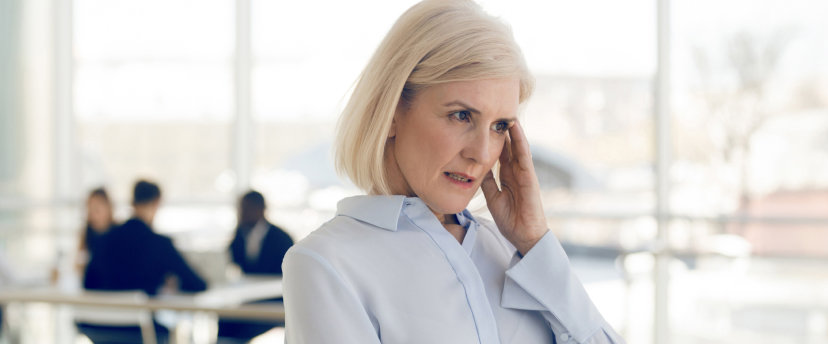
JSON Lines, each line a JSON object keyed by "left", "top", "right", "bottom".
{"left": 282, "top": 1, "right": 625, "bottom": 343}
{"left": 77, "top": 187, "right": 116, "bottom": 269}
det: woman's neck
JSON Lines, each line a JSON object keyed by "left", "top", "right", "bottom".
{"left": 435, "top": 212, "right": 465, "bottom": 244}
{"left": 440, "top": 213, "right": 458, "bottom": 225}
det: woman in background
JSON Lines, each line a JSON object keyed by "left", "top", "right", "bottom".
{"left": 77, "top": 187, "right": 116, "bottom": 270}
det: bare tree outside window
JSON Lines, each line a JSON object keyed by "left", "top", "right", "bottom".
{"left": 691, "top": 29, "right": 797, "bottom": 228}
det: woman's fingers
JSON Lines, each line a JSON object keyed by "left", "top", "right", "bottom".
{"left": 500, "top": 129, "right": 512, "bottom": 165}
{"left": 508, "top": 121, "right": 533, "bottom": 171}
{"left": 481, "top": 170, "right": 499, "bottom": 203}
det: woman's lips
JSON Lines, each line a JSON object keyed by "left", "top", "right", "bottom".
{"left": 443, "top": 172, "right": 475, "bottom": 188}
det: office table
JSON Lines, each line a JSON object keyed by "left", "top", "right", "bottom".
{"left": 0, "top": 276, "right": 284, "bottom": 343}
{"left": 0, "top": 276, "right": 284, "bottom": 320}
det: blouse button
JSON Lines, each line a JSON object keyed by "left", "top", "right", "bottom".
{"left": 559, "top": 332, "right": 571, "bottom": 342}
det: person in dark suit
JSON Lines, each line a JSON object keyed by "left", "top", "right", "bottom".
{"left": 228, "top": 191, "right": 293, "bottom": 275}
{"left": 218, "top": 190, "right": 293, "bottom": 343}
{"left": 80, "top": 179, "right": 207, "bottom": 344}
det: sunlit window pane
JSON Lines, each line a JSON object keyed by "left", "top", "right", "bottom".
{"left": 251, "top": 0, "right": 416, "bottom": 122}
{"left": 670, "top": 0, "right": 828, "bottom": 342}
{"left": 250, "top": 0, "right": 419, "bottom": 238}
{"left": 74, "top": 0, "right": 234, "bottom": 201}
{"left": 74, "top": 0, "right": 233, "bottom": 60}
{"left": 76, "top": 63, "right": 232, "bottom": 120}
{"left": 672, "top": 0, "right": 828, "bottom": 217}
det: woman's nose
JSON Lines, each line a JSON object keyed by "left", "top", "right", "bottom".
{"left": 461, "top": 129, "right": 494, "bottom": 164}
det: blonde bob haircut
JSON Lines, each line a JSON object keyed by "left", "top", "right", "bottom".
{"left": 335, "top": 0, "right": 534, "bottom": 195}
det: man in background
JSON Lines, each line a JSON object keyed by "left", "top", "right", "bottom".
{"left": 218, "top": 190, "right": 293, "bottom": 343}
{"left": 228, "top": 190, "right": 293, "bottom": 275}
{"left": 81, "top": 179, "right": 207, "bottom": 343}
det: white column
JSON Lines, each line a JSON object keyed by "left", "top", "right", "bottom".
{"left": 53, "top": 0, "right": 75, "bottom": 202}
{"left": 0, "top": 0, "right": 22, "bottom": 184}
{"left": 54, "top": 0, "right": 77, "bottom": 342}
{"left": 653, "top": 0, "right": 672, "bottom": 343}
{"left": 233, "top": 0, "right": 252, "bottom": 194}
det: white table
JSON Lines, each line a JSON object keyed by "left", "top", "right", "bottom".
{"left": 0, "top": 276, "right": 284, "bottom": 319}
{"left": 0, "top": 276, "right": 284, "bottom": 343}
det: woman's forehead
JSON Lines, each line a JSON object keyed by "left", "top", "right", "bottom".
{"left": 419, "top": 79, "right": 520, "bottom": 114}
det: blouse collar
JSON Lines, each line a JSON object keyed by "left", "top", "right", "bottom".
{"left": 335, "top": 195, "right": 479, "bottom": 232}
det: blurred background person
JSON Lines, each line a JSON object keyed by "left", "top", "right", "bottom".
{"left": 218, "top": 190, "right": 293, "bottom": 343}
{"left": 228, "top": 190, "right": 293, "bottom": 276}
{"left": 50, "top": 187, "right": 117, "bottom": 295}
{"left": 80, "top": 179, "right": 207, "bottom": 344}
{"left": 76, "top": 187, "right": 117, "bottom": 272}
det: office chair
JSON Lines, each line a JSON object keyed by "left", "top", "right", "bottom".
{"left": 73, "top": 290, "right": 157, "bottom": 344}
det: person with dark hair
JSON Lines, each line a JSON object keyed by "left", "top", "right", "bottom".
{"left": 77, "top": 187, "right": 117, "bottom": 270}
{"left": 228, "top": 191, "right": 293, "bottom": 275}
{"left": 218, "top": 190, "right": 293, "bottom": 343}
{"left": 80, "top": 179, "right": 207, "bottom": 344}
{"left": 132, "top": 179, "right": 161, "bottom": 205}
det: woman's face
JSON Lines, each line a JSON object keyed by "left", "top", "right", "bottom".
{"left": 87, "top": 195, "right": 112, "bottom": 232}
{"left": 387, "top": 78, "right": 520, "bottom": 217}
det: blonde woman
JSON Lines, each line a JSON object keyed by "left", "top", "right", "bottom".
{"left": 282, "top": 1, "right": 625, "bottom": 343}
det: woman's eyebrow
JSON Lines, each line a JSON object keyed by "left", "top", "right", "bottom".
{"left": 443, "top": 100, "right": 517, "bottom": 122}
{"left": 443, "top": 101, "right": 481, "bottom": 114}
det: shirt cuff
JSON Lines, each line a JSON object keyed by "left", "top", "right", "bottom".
{"left": 501, "top": 230, "right": 607, "bottom": 343}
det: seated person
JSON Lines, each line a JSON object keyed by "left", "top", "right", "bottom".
{"left": 218, "top": 190, "right": 293, "bottom": 343}
{"left": 77, "top": 187, "right": 118, "bottom": 271}
{"left": 80, "top": 180, "right": 207, "bottom": 344}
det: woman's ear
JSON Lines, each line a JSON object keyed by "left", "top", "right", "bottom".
{"left": 388, "top": 116, "right": 397, "bottom": 139}
{"left": 388, "top": 103, "right": 405, "bottom": 139}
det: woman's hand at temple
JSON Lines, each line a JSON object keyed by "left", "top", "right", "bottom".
{"left": 481, "top": 121, "right": 549, "bottom": 256}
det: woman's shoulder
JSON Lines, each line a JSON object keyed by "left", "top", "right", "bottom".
{"left": 290, "top": 195, "right": 408, "bottom": 250}
{"left": 286, "top": 214, "right": 387, "bottom": 263}
{"left": 294, "top": 215, "right": 363, "bottom": 243}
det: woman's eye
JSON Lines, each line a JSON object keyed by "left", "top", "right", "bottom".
{"left": 491, "top": 121, "right": 509, "bottom": 134}
{"left": 450, "top": 111, "right": 471, "bottom": 122}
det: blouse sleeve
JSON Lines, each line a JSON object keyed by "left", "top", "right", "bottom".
{"left": 500, "top": 231, "right": 626, "bottom": 344}
{"left": 282, "top": 246, "right": 381, "bottom": 344}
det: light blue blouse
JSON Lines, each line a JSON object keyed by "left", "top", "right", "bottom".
{"left": 282, "top": 195, "right": 625, "bottom": 344}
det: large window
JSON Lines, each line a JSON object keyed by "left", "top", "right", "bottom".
{"left": 668, "top": 0, "right": 828, "bottom": 342}
{"left": 71, "top": 0, "right": 238, "bottom": 248}
{"left": 74, "top": 0, "right": 235, "bottom": 201}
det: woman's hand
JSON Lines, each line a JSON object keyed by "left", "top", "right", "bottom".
{"left": 481, "top": 121, "right": 548, "bottom": 256}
